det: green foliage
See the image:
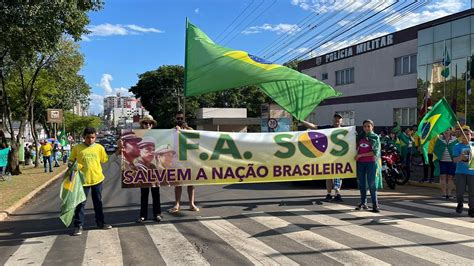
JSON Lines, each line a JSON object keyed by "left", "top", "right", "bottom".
{"left": 130, "top": 65, "right": 272, "bottom": 128}
{"left": 64, "top": 112, "right": 102, "bottom": 139}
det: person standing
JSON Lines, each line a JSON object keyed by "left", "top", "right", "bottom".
{"left": 136, "top": 115, "right": 162, "bottom": 223}
{"left": 169, "top": 110, "right": 199, "bottom": 213}
{"left": 433, "top": 129, "right": 458, "bottom": 199}
{"left": 421, "top": 138, "right": 436, "bottom": 183}
{"left": 355, "top": 119, "right": 382, "bottom": 213}
{"left": 52, "top": 141, "right": 60, "bottom": 167}
{"left": 40, "top": 140, "right": 53, "bottom": 173}
{"left": 398, "top": 127, "right": 414, "bottom": 181}
{"left": 300, "top": 113, "right": 344, "bottom": 202}
{"left": 452, "top": 128, "right": 474, "bottom": 217}
{"left": 70, "top": 127, "right": 112, "bottom": 236}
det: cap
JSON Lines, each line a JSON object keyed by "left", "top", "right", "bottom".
{"left": 137, "top": 136, "right": 156, "bottom": 149}
{"left": 155, "top": 144, "right": 176, "bottom": 155}
{"left": 139, "top": 115, "right": 157, "bottom": 126}
{"left": 334, "top": 113, "right": 343, "bottom": 119}
{"left": 122, "top": 131, "right": 142, "bottom": 143}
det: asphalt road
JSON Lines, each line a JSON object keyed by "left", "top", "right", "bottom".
{"left": 0, "top": 159, "right": 473, "bottom": 265}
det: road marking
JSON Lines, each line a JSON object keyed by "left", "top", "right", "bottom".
{"left": 146, "top": 223, "right": 210, "bottom": 266}
{"left": 83, "top": 228, "right": 123, "bottom": 265}
{"left": 247, "top": 213, "right": 389, "bottom": 266}
{"left": 324, "top": 204, "right": 474, "bottom": 249}
{"left": 395, "top": 200, "right": 460, "bottom": 215}
{"left": 288, "top": 208, "right": 473, "bottom": 265}
{"left": 383, "top": 203, "right": 474, "bottom": 230}
{"left": 200, "top": 218, "right": 298, "bottom": 265}
{"left": 5, "top": 235, "right": 56, "bottom": 266}
{"left": 425, "top": 199, "right": 469, "bottom": 210}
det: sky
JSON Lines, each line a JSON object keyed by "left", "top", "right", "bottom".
{"left": 82, "top": 0, "right": 472, "bottom": 114}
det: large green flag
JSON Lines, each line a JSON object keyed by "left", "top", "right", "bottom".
{"left": 59, "top": 162, "right": 85, "bottom": 227}
{"left": 417, "top": 98, "right": 457, "bottom": 163}
{"left": 58, "top": 131, "right": 68, "bottom": 146}
{"left": 185, "top": 21, "right": 341, "bottom": 121}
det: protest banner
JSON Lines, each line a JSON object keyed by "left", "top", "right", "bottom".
{"left": 121, "top": 127, "right": 357, "bottom": 188}
{"left": 0, "top": 148, "right": 10, "bottom": 168}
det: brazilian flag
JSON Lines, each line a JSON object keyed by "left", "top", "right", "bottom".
{"left": 417, "top": 98, "right": 457, "bottom": 163}
{"left": 184, "top": 20, "right": 341, "bottom": 121}
{"left": 59, "top": 162, "right": 85, "bottom": 227}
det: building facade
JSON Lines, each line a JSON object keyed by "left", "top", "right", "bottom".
{"left": 298, "top": 9, "right": 474, "bottom": 129}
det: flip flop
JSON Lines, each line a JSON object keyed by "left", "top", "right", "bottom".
{"left": 189, "top": 206, "right": 200, "bottom": 212}
{"left": 168, "top": 207, "right": 180, "bottom": 214}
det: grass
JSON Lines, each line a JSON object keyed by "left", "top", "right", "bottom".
{"left": 0, "top": 164, "right": 67, "bottom": 211}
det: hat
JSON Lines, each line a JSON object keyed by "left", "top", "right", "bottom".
{"left": 122, "top": 131, "right": 142, "bottom": 143}
{"left": 137, "top": 136, "right": 156, "bottom": 149}
{"left": 155, "top": 144, "right": 176, "bottom": 155}
{"left": 139, "top": 115, "right": 157, "bottom": 126}
{"left": 334, "top": 112, "right": 343, "bottom": 118}
{"left": 462, "top": 125, "right": 472, "bottom": 133}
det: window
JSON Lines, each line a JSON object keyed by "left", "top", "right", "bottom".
{"left": 336, "top": 110, "right": 355, "bottom": 126}
{"left": 335, "top": 68, "right": 354, "bottom": 85}
{"left": 322, "top": 73, "right": 328, "bottom": 80}
{"left": 395, "top": 54, "right": 417, "bottom": 76}
{"left": 393, "top": 107, "right": 417, "bottom": 126}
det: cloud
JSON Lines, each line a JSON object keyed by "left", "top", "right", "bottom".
{"left": 195, "top": 8, "right": 199, "bottom": 14}
{"left": 386, "top": 0, "right": 467, "bottom": 31}
{"left": 100, "top": 74, "right": 113, "bottom": 95}
{"left": 89, "top": 93, "right": 104, "bottom": 114}
{"left": 84, "top": 23, "right": 164, "bottom": 40}
{"left": 291, "top": 0, "right": 396, "bottom": 13}
{"left": 242, "top": 23, "right": 301, "bottom": 35}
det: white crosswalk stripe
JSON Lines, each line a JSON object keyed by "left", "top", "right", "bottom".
{"left": 396, "top": 200, "right": 469, "bottom": 215}
{"left": 324, "top": 203, "right": 474, "bottom": 248}
{"left": 288, "top": 207, "right": 473, "bottom": 265}
{"left": 4, "top": 235, "right": 57, "bottom": 266}
{"left": 247, "top": 213, "right": 389, "bottom": 265}
{"left": 146, "top": 223, "right": 210, "bottom": 266}
{"left": 83, "top": 228, "right": 123, "bottom": 265}
{"left": 382, "top": 203, "right": 474, "bottom": 230}
{"left": 200, "top": 217, "right": 299, "bottom": 265}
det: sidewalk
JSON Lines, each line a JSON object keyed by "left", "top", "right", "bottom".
{"left": 0, "top": 164, "right": 67, "bottom": 221}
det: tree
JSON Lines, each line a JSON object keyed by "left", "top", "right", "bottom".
{"left": 0, "top": 1, "right": 102, "bottom": 174}
{"left": 130, "top": 65, "right": 272, "bottom": 128}
{"left": 64, "top": 112, "right": 102, "bottom": 142}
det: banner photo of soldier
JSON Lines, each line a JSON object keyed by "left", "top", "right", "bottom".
{"left": 184, "top": 20, "right": 342, "bottom": 121}
{"left": 121, "top": 127, "right": 357, "bottom": 188}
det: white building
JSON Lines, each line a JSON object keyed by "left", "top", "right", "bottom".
{"left": 298, "top": 9, "right": 474, "bottom": 129}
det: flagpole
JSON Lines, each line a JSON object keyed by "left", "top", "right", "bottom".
{"left": 466, "top": 56, "right": 469, "bottom": 122}
{"left": 183, "top": 17, "right": 189, "bottom": 116}
{"left": 443, "top": 40, "right": 446, "bottom": 97}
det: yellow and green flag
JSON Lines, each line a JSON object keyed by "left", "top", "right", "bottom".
{"left": 417, "top": 98, "right": 457, "bottom": 162}
{"left": 59, "top": 162, "right": 85, "bottom": 227}
{"left": 184, "top": 21, "right": 341, "bottom": 121}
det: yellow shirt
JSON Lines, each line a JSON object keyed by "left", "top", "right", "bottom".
{"left": 40, "top": 143, "right": 52, "bottom": 157}
{"left": 69, "top": 143, "right": 108, "bottom": 186}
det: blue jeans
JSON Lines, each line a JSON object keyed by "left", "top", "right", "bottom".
{"left": 357, "top": 162, "right": 378, "bottom": 206}
{"left": 43, "top": 156, "right": 52, "bottom": 171}
{"left": 73, "top": 182, "right": 106, "bottom": 227}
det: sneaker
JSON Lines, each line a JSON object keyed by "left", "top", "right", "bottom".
{"left": 372, "top": 205, "right": 380, "bottom": 213}
{"left": 136, "top": 217, "right": 145, "bottom": 224}
{"left": 44, "top": 169, "right": 47, "bottom": 173}
{"left": 456, "top": 203, "right": 463, "bottom": 214}
{"left": 154, "top": 215, "right": 163, "bottom": 222}
{"left": 323, "top": 194, "right": 333, "bottom": 202}
{"left": 355, "top": 204, "right": 368, "bottom": 210}
{"left": 468, "top": 210, "right": 474, "bottom": 218}
{"left": 97, "top": 223, "right": 112, "bottom": 230}
{"left": 332, "top": 194, "right": 343, "bottom": 202}
{"left": 72, "top": 226, "right": 83, "bottom": 236}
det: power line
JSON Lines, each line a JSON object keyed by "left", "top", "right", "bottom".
{"left": 215, "top": 0, "right": 255, "bottom": 42}
{"left": 219, "top": 0, "right": 267, "bottom": 44}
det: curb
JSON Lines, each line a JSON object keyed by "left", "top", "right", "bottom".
{"left": 407, "top": 180, "right": 441, "bottom": 189}
{"left": 0, "top": 168, "right": 67, "bottom": 222}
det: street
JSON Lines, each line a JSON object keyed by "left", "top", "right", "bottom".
{"left": 0, "top": 162, "right": 473, "bottom": 265}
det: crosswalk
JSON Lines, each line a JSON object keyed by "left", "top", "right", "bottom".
{"left": 3, "top": 199, "right": 473, "bottom": 265}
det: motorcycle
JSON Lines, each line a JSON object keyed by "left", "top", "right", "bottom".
{"left": 381, "top": 144, "right": 409, "bottom": 189}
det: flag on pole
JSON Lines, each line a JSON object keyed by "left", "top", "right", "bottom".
{"left": 417, "top": 98, "right": 457, "bottom": 163}
{"left": 441, "top": 44, "right": 451, "bottom": 78}
{"left": 184, "top": 20, "right": 342, "bottom": 121}
{"left": 58, "top": 131, "right": 68, "bottom": 146}
{"left": 59, "top": 162, "right": 85, "bottom": 227}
